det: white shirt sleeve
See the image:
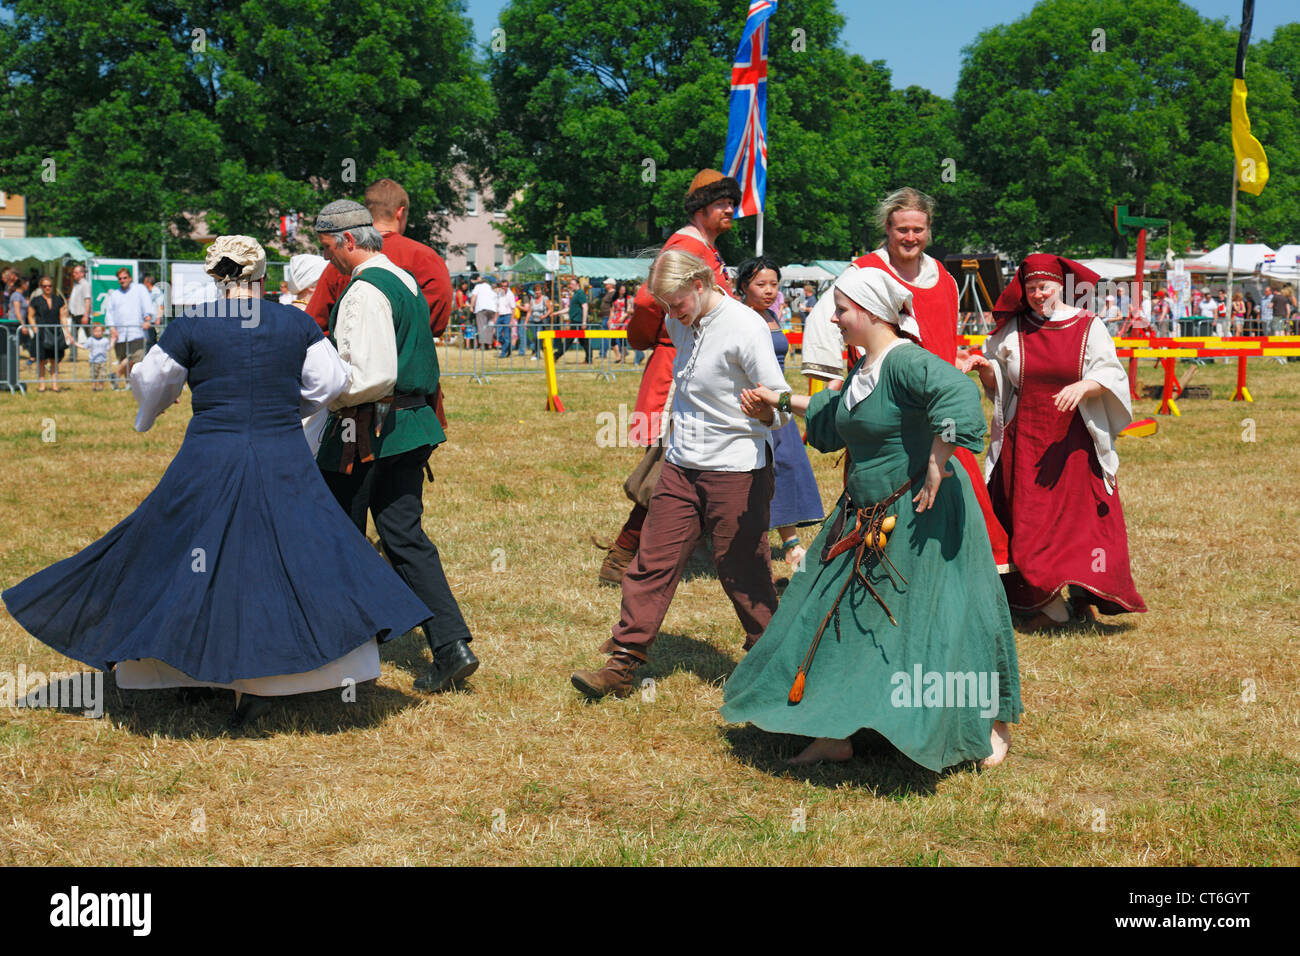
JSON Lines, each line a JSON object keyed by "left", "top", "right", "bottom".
{"left": 300, "top": 336, "right": 351, "bottom": 417}
{"left": 328, "top": 282, "right": 398, "bottom": 409}
{"left": 130, "top": 345, "right": 188, "bottom": 432}
{"left": 738, "top": 321, "right": 792, "bottom": 431}
{"left": 800, "top": 286, "right": 846, "bottom": 381}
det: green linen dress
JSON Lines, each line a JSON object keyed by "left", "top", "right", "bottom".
{"left": 720, "top": 342, "right": 1023, "bottom": 772}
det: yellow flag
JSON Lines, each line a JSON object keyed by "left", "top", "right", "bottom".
{"left": 1231, "top": 77, "right": 1269, "bottom": 195}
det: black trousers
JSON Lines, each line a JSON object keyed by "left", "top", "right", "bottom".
{"left": 322, "top": 445, "right": 472, "bottom": 651}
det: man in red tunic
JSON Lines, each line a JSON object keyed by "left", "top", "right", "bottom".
{"left": 801, "top": 187, "right": 1010, "bottom": 569}
{"left": 307, "top": 179, "right": 453, "bottom": 427}
{"left": 594, "top": 169, "right": 741, "bottom": 585}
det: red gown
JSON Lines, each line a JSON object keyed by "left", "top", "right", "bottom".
{"left": 853, "top": 253, "right": 1011, "bottom": 568}
{"left": 987, "top": 312, "right": 1146, "bottom": 613}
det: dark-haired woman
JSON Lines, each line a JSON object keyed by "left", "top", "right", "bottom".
{"left": 735, "top": 257, "right": 823, "bottom": 567}
{"left": 27, "top": 276, "right": 72, "bottom": 391}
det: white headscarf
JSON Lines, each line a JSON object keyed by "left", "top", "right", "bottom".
{"left": 832, "top": 265, "right": 921, "bottom": 340}
{"left": 287, "top": 254, "right": 328, "bottom": 294}
{"left": 205, "top": 235, "right": 267, "bottom": 286}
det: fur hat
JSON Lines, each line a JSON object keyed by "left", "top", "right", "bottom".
{"left": 683, "top": 169, "right": 742, "bottom": 217}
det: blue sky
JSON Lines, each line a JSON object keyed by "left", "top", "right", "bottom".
{"left": 463, "top": 0, "right": 1296, "bottom": 97}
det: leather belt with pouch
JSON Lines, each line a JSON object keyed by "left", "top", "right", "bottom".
{"left": 331, "top": 391, "right": 433, "bottom": 476}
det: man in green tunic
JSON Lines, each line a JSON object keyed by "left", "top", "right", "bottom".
{"left": 313, "top": 199, "right": 478, "bottom": 693}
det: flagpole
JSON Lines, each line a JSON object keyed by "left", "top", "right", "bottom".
{"left": 756, "top": 211, "right": 764, "bottom": 256}
{"left": 1227, "top": 165, "right": 1238, "bottom": 314}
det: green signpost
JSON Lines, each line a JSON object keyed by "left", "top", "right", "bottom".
{"left": 90, "top": 259, "right": 138, "bottom": 321}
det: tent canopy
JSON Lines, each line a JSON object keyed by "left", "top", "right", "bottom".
{"left": 778, "top": 264, "right": 835, "bottom": 283}
{"left": 0, "top": 237, "right": 93, "bottom": 267}
{"left": 813, "top": 259, "right": 853, "bottom": 278}
{"left": 500, "top": 253, "right": 651, "bottom": 280}
{"left": 1077, "top": 258, "right": 1140, "bottom": 281}
{"left": 1262, "top": 244, "right": 1300, "bottom": 282}
{"left": 1190, "top": 243, "right": 1275, "bottom": 273}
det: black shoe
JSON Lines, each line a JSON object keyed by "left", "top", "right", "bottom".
{"left": 177, "top": 686, "right": 220, "bottom": 704}
{"left": 414, "top": 640, "right": 479, "bottom": 693}
{"left": 229, "top": 693, "right": 274, "bottom": 728}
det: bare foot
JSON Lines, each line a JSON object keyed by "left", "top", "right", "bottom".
{"left": 785, "top": 545, "right": 807, "bottom": 569}
{"left": 787, "top": 736, "right": 853, "bottom": 766}
{"left": 981, "top": 721, "right": 1011, "bottom": 768}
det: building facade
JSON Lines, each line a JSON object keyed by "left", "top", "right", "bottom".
{"left": 436, "top": 181, "right": 513, "bottom": 276}
{"left": 0, "top": 193, "right": 27, "bottom": 238}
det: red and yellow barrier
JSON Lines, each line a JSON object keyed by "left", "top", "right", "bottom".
{"left": 540, "top": 329, "right": 628, "bottom": 412}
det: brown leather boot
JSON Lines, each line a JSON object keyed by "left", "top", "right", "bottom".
{"left": 597, "top": 541, "right": 636, "bottom": 587}
{"left": 571, "top": 652, "right": 639, "bottom": 699}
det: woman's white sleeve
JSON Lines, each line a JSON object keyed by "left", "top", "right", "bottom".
{"left": 130, "top": 345, "right": 188, "bottom": 432}
{"left": 300, "top": 337, "right": 351, "bottom": 417}
{"left": 1081, "top": 317, "right": 1133, "bottom": 493}
{"left": 1083, "top": 318, "right": 1133, "bottom": 424}
{"left": 799, "top": 290, "right": 845, "bottom": 381}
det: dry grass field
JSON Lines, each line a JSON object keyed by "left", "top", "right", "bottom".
{"left": 2, "top": 352, "right": 1298, "bottom": 866}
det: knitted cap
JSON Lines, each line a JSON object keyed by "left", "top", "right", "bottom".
{"left": 314, "top": 199, "right": 373, "bottom": 233}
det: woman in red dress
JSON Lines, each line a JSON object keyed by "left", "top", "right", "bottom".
{"left": 964, "top": 254, "right": 1146, "bottom": 629}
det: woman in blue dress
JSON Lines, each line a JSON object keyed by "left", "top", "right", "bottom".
{"left": 735, "top": 257, "right": 824, "bottom": 568}
{"left": 2, "top": 236, "right": 433, "bottom": 725}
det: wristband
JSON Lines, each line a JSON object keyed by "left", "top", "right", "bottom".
{"left": 777, "top": 391, "right": 791, "bottom": 414}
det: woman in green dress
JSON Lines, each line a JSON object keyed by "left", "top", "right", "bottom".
{"left": 722, "top": 267, "right": 1022, "bottom": 770}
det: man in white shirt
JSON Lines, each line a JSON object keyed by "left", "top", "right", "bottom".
{"left": 142, "top": 274, "right": 166, "bottom": 349}
{"left": 571, "top": 254, "right": 791, "bottom": 699}
{"left": 313, "top": 199, "right": 479, "bottom": 694}
{"left": 470, "top": 274, "right": 496, "bottom": 350}
{"left": 494, "top": 278, "right": 519, "bottom": 357}
{"left": 104, "top": 268, "right": 153, "bottom": 388}
{"left": 67, "top": 264, "right": 92, "bottom": 352}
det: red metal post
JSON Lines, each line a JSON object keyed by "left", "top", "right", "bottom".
{"left": 1156, "top": 357, "right": 1178, "bottom": 415}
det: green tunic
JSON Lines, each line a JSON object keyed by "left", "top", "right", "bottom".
{"left": 317, "top": 265, "right": 445, "bottom": 471}
{"left": 720, "top": 342, "right": 1022, "bottom": 771}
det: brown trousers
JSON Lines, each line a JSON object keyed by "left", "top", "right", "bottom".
{"left": 603, "top": 456, "right": 777, "bottom": 662}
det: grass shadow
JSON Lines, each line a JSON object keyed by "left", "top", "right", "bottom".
{"left": 720, "top": 724, "right": 978, "bottom": 797}
{"left": 97, "top": 672, "right": 422, "bottom": 739}
{"left": 641, "top": 631, "right": 740, "bottom": 685}
{"left": 378, "top": 629, "right": 431, "bottom": 673}
{"left": 1016, "top": 618, "right": 1139, "bottom": 639}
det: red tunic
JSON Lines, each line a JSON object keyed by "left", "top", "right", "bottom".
{"left": 853, "top": 253, "right": 1010, "bottom": 567}
{"left": 987, "top": 312, "right": 1146, "bottom": 613}
{"left": 625, "top": 231, "right": 731, "bottom": 445}
{"left": 306, "top": 231, "right": 453, "bottom": 427}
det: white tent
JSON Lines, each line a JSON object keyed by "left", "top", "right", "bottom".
{"left": 1262, "top": 244, "right": 1300, "bottom": 283}
{"left": 1189, "top": 243, "right": 1276, "bottom": 273}
{"left": 779, "top": 264, "right": 835, "bottom": 283}
{"left": 1077, "top": 258, "right": 1140, "bottom": 281}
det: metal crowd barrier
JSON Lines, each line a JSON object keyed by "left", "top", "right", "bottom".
{"left": 4, "top": 321, "right": 153, "bottom": 389}
{"left": 434, "top": 319, "right": 645, "bottom": 383}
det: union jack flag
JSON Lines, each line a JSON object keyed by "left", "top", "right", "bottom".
{"left": 723, "top": 0, "right": 777, "bottom": 218}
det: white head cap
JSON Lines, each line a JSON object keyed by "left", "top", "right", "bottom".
{"left": 832, "top": 266, "right": 921, "bottom": 339}
{"left": 287, "top": 254, "right": 328, "bottom": 294}
{"left": 205, "top": 235, "right": 267, "bottom": 286}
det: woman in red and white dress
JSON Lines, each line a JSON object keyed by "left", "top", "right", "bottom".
{"left": 964, "top": 254, "right": 1146, "bottom": 629}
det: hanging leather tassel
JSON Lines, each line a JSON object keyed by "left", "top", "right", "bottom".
{"left": 788, "top": 669, "right": 806, "bottom": 704}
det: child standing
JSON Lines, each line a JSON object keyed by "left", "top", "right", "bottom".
{"left": 86, "top": 323, "right": 111, "bottom": 391}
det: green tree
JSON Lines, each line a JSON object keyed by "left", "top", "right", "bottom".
{"left": 0, "top": 0, "right": 491, "bottom": 256}
{"left": 952, "top": 0, "right": 1300, "bottom": 259}
{"left": 485, "top": 0, "right": 900, "bottom": 263}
